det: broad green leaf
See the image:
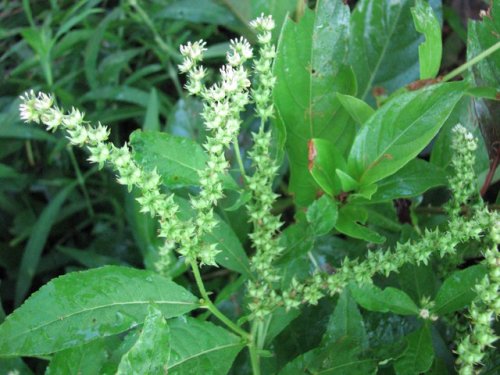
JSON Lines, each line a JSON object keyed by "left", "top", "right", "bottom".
{"left": 265, "top": 307, "right": 301, "bottom": 346}
{"left": 349, "top": 0, "right": 441, "bottom": 102}
{"left": 117, "top": 305, "right": 170, "bottom": 374}
{"left": 166, "top": 317, "right": 244, "bottom": 374}
{"left": 0, "top": 266, "right": 197, "bottom": 356}
{"left": 369, "top": 159, "right": 447, "bottom": 203}
{"left": 337, "top": 93, "right": 375, "bottom": 125}
{"left": 336, "top": 169, "right": 360, "bottom": 192}
{"left": 411, "top": 0, "right": 442, "bottom": 79}
{"left": 15, "top": 181, "right": 78, "bottom": 306}
{"left": 394, "top": 325, "right": 434, "bottom": 375}
{"left": 174, "top": 196, "right": 251, "bottom": 277}
{"left": 130, "top": 130, "right": 238, "bottom": 190}
{"left": 323, "top": 289, "right": 368, "bottom": 350}
{"left": 397, "top": 264, "right": 438, "bottom": 304}
{"left": 308, "top": 138, "right": 347, "bottom": 196}
{"left": 434, "top": 265, "right": 487, "bottom": 315}
{"left": 143, "top": 88, "right": 160, "bottom": 131}
{"left": 335, "top": 205, "right": 386, "bottom": 244}
{"left": 274, "top": 0, "right": 355, "bottom": 206}
{"left": 306, "top": 195, "right": 338, "bottom": 236}
{"left": 350, "top": 283, "right": 420, "bottom": 316}
{"left": 46, "top": 337, "right": 114, "bottom": 375}
{"left": 168, "top": 98, "right": 206, "bottom": 143}
{"left": 467, "top": 3, "right": 500, "bottom": 165}
{"left": 348, "top": 82, "right": 465, "bottom": 186}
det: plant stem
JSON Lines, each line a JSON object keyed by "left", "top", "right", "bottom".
{"left": 249, "top": 322, "right": 261, "bottom": 375}
{"left": 68, "top": 147, "right": 94, "bottom": 218}
{"left": 233, "top": 137, "right": 246, "bottom": 181}
{"left": 189, "top": 260, "right": 250, "bottom": 339}
{"left": 443, "top": 41, "right": 500, "bottom": 82}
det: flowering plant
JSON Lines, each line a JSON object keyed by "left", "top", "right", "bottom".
{"left": 2, "top": 1, "right": 500, "bottom": 374}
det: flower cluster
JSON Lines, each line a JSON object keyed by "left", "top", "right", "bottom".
{"left": 244, "top": 14, "right": 284, "bottom": 319}
{"left": 455, "top": 211, "right": 500, "bottom": 375}
{"left": 177, "top": 35, "right": 253, "bottom": 265}
{"left": 448, "top": 124, "right": 480, "bottom": 214}
{"left": 19, "top": 91, "right": 190, "bottom": 272}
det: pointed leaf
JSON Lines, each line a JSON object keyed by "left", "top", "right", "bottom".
{"left": 411, "top": 0, "right": 442, "bottom": 79}
{"left": 306, "top": 195, "right": 338, "bottom": 236}
{"left": 308, "top": 138, "right": 347, "bottom": 196}
{"left": 350, "top": 283, "right": 420, "bottom": 316}
{"left": 166, "top": 317, "right": 244, "bottom": 374}
{"left": 369, "top": 159, "right": 447, "bottom": 203}
{"left": 335, "top": 205, "right": 386, "bottom": 244}
{"left": 117, "top": 305, "right": 170, "bottom": 374}
{"left": 348, "top": 82, "right": 465, "bottom": 185}
{"left": 337, "top": 93, "right": 375, "bottom": 125}
{"left": 274, "top": 0, "right": 355, "bottom": 206}
{"left": 434, "top": 265, "right": 487, "bottom": 315}
{"left": 0, "top": 266, "right": 197, "bottom": 356}
{"left": 394, "top": 325, "right": 434, "bottom": 375}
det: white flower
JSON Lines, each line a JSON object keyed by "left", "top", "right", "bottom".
{"left": 34, "top": 92, "right": 54, "bottom": 111}
{"left": 179, "top": 40, "right": 207, "bottom": 61}
{"left": 250, "top": 14, "right": 275, "bottom": 32}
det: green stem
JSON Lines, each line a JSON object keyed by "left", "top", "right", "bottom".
{"left": 68, "top": 147, "right": 95, "bottom": 218}
{"left": 189, "top": 260, "right": 250, "bottom": 339}
{"left": 249, "top": 322, "right": 261, "bottom": 375}
{"left": 443, "top": 41, "right": 500, "bottom": 82}
{"left": 233, "top": 137, "right": 246, "bottom": 181}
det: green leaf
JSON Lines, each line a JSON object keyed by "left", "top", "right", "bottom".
{"left": 166, "top": 317, "right": 244, "bottom": 374}
{"left": 0, "top": 266, "right": 197, "bottom": 356}
{"left": 274, "top": 0, "right": 355, "bottom": 206}
{"left": 369, "top": 159, "right": 447, "bottom": 203}
{"left": 174, "top": 196, "right": 251, "bottom": 277}
{"left": 350, "top": 283, "right": 420, "bottom": 316}
{"left": 15, "top": 181, "right": 78, "bottom": 306}
{"left": 337, "top": 93, "right": 375, "bottom": 125}
{"left": 335, "top": 205, "right": 386, "bottom": 244}
{"left": 306, "top": 195, "right": 338, "bottom": 236}
{"left": 130, "top": 130, "right": 238, "bottom": 190}
{"left": 397, "top": 264, "right": 438, "bottom": 304}
{"left": 143, "top": 88, "right": 160, "bottom": 131}
{"left": 336, "top": 169, "right": 360, "bottom": 192}
{"left": 308, "top": 138, "right": 347, "bottom": 196}
{"left": 411, "top": 0, "right": 442, "bottom": 79}
{"left": 394, "top": 325, "right": 434, "bottom": 375}
{"left": 117, "top": 305, "right": 170, "bottom": 374}
{"left": 46, "top": 337, "right": 114, "bottom": 375}
{"left": 348, "top": 82, "right": 465, "bottom": 186}
{"left": 323, "top": 289, "right": 368, "bottom": 350}
{"left": 434, "top": 265, "right": 487, "bottom": 315}
{"left": 349, "top": 0, "right": 441, "bottom": 102}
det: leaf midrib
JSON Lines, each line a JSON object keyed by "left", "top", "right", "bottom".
{"left": 168, "top": 342, "right": 243, "bottom": 369}
{"left": 5, "top": 299, "right": 195, "bottom": 350}
{"left": 360, "top": 2, "right": 405, "bottom": 101}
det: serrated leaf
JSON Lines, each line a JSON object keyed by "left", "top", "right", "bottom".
{"left": 274, "top": 0, "right": 355, "bottom": 206}
{"left": 130, "top": 130, "right": 238, "bottom": 190}
{"left": 306, "top": 195, "right": 338, "bottom": 236}
{"left": 0, "top": 266, "right": 197, "bottom": 356}
{"left": 348, "top": 82, "right": 465, "bottom": 186}
{"left": 335, "top": 205, "right": 386, "bottom": 244}
{"left": 350, "top": 0, "right": 441, "bottom": 102}
{"left": 166, "top": 317, "right": 244, "bottom": 374}
{"left": 411, "top": 0, "right": 442, "bottom": 79}
{"left": 394, "top": 325, "right": 434, "bottom": 375}
{"left": 434, "top": 265, "right": 487, "bottom": 315}
{"left": 117, "top": 305, "right": 170, "bottom": 374}
{"left": 350, "top": 283, "right": 420, "bottom": 316}
{"left": 369, "top": 159, "right": 447, "bottom": 203}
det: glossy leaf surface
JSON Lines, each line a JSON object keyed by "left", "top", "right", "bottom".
{"left": 274, "top": 0, "right": 354, "bottom": 205}
{"left": 411, "top": 0, "right": 442, "bottom": 79}
{"left": 166, "top": 317, "right": 244, "bottom": 374}
{"left": 348, "top": 82, "right": 465, "bottom": 185}
{"left": 306, "top": 195, "right": 338, "bottom": 236}
{"left": 350, "top": 283, "right": 419, "bottom": 316}
{"left": 0, "top": 266, "right": 197, "bottom": 356}
{"left": 308, "top": 138, "right": 347, "bottom": 196}
{"left": 117, "top": 305, "right": 170, "bottom": 374}
{"left": 394, "top": 325, "right": 434, "bottom": 375}
{"left": 434, "top": 265, "right": 487, "bottom": 315}
{"left": 335, "top": 205, "right": 386, "bottom": 244}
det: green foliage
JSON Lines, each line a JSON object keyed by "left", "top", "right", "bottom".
{"left": 1, "top": 1, "right": 499, "bottom": 375}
